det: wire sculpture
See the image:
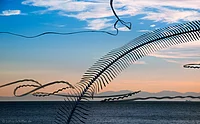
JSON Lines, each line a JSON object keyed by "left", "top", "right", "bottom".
{"left": 53, "top": 20, "right": 200, "bottom": 124}
{"left": 0, "top": 20, "right": 200, "bottom": 123}
{"left": 0, "top": 79, "right": 74, "bottom": 97}
{"left": 0, "top": 79, "right": 140, "bottom": 99}
{"left": 183, "top": 63, "right": 200, "bottom": 69}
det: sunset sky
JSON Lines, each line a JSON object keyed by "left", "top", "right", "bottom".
{"left": 0, "top": 0, "right": 200, "bottom": 96}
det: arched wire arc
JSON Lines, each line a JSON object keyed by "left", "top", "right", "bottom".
{"left": 104, "top": 96, "right": 200, "bottom": 102}
{"left": 0, "top": 0, "right": 131, "bottom": 38}
{"left": 55, "top": 20, "right": 200, "bottom": 124}
{"left": 183, "top": 63, "right": 200, "bottom": 69}
{"left": 0, "top": 79, "right": 42, "bottom": 88}
{"left": 0, "top": 79, "right": 74, "bottom": 97}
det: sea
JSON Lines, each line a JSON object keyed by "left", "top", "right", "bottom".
{"left": 0, "top": 101, "right": 200, "bottom": 124}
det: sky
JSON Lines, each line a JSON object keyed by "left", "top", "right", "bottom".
{"left": 0, "top": 0, "right": 200, "bottom": 96}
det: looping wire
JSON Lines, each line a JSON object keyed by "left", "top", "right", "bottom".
{"left": 183, "top": 63, "right": 200, "bottom": 69}
{"left": 0, "top": 79, "right": 74, "bottom": 97}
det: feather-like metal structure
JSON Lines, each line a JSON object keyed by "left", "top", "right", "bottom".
{"left": 56, "top": 20, "right": 200, "bottom": 124}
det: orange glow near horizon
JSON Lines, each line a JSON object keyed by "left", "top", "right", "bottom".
{"left": 1, "top": 78, "right": 199, "bottom": 96}
{"left": 0, "top": 55, "right": 200, "bottom": 96}
{"left": 100, "top": 80, "right": 200, "bottom": 93}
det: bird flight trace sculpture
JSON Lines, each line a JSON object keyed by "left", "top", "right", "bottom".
{"left": 0, "top": 0, "right": 200, "bottom": 123}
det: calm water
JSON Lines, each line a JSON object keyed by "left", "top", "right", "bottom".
{"left": 0, "top": 101, "right": 200, "bottom": 124}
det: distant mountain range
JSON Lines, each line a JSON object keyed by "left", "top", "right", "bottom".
{"left": 97, "top": 90, "right": 200, "bottom": 101}
{"left": 98, "top": 90, "right": 200, "bottom": 97}
{"left": 0, "top": 90, "right": 200, "bottom": 101}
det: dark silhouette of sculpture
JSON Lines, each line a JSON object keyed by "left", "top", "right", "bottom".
{"left": 0, "top": 20, "right": 200, "bottom": 124}
{"left": 183, "top": 63, "right": 200, "bottom": 69}
{"left": 102, "top": 96, "right": 200, "bottom": 102}
{"left": 0, "top": 79, "right": 140, "bottom": 99}
{"left": 53, "top": 20, "right": 200, "bottom": 124}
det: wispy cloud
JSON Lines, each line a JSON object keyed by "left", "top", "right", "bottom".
{"left": 150, "top": 41, "right": 200, "bottom": 64}
{"left": 22, "top": 0, "right": 200, "bottom": 30}
{"left": 140, "top": 22, "right": 144, "bottom": 24}
{"left": 133, "top": 61, "right": 147, "bottom": 65}
{"left": 85, "top": 19, "right": 113, "bottom": 30}
{"left": 43, "top": 23, "right": 66, "bottom": 28}
{"left": 142, "top": 8, "right": 200, "bottom": 23}
{"left": 117, "top": 27, "right": 131, "bottom": 31}
{"left": 163, "top": 59, "right": 200, "bottom": 65}
{"left": 0, "top": 10, "right": 21, "bottom": 16}
{"left": 137, "top": 30, "right": 151, "bottom": 33}
{"left": 150, "top": 24, "right": 156, "bottom": 28}
{"left": 164, "top": 59, "right": 182, "bottom": 64}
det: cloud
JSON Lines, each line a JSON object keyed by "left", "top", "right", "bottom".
{"left": 151, "top": 50, "right": 200, "bottom": 59}
{"left": 164, "top": 59, "right": 182, "bottom": 64}
{"left": 164, "top": 59, "right": 200, "bottom": 65}
{"left": 23, "top": 0, "right": 113, "bottom": 20}
{"left": 43, "top": 23, "right": 66, "bottom": 28}
{"left": 117, "top": 27, "right": 131, "bottom": 31}
{"left": 150, "top": 24, "right": 156, "bottom": 27}
{"left": 84, "top": 18, "right": 131, "bottom": 31}
{"left": 0, "top": 10, "right": 21, "bottom": 16}
{"left": 85, "top": 19, "right": 113, "bottom": 30}
{"left": 22, "top": 0, "right": 200, "bottom": 30}
{"left": 140, "top": 22, "right": 144, "bottom": 24}
{"left": 22, "top": 0, "right": 200, "bottom": 20}
{"left": 137, "top": 30, "right": 151, "bottom": 33}
{"left": 150, "top": 41, "right": 200, "bottom": 64}
{"left": 142, "top": 8, "right": 200, "bottom": 23}
{"left": 133, "top": 61, "right": 146, "bottom": 65}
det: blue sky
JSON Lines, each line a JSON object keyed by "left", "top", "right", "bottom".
{"left": 0, "top": 0, "right": 200, "bottom": 95}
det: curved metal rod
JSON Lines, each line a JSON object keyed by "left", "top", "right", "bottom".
{"left": 110, "top": 0, "right": 132, "bottom": 30}
{"left": 183, "top": 63, "right": 200, "bottom": 69}
{"left": 0, "top": 79, "right": 42, "bottom": 88}
{"left": 106, "top": 96, "right": 200, "bottom": 102}
{"left": 0, "top": 79, "right": 74, "bottom": 97}
{"left": 0, "top": 30, "right": 118, "bottom": 38}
